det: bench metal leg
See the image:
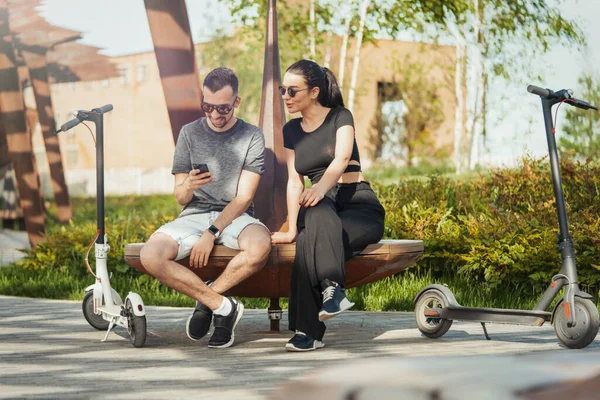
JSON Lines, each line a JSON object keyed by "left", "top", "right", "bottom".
{"left": 268, "top": 297, "right": 282, "bottom": 332}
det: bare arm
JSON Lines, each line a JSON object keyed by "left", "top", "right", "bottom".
{"left": 300, "top": 125, "right": 354, "bottom": 207}
{"left": 174, "top": 170, "right": 213, "bottom": 206}
{"left": 272, "top": 148, "right": 304, "bottom": 243}
{"left": 285, "top": 149, "right": 305, "bottom": 236}
{"left": 211, "top": 169, "right": 261, "bottom": 233}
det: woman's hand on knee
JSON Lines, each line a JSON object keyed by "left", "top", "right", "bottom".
{"left": 299, "top": 187, "right": 325, "bottom": 207}
{"left": 271, "top": 231, "right": 297, "bottom": 244}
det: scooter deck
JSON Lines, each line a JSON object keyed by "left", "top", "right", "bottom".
{"left": 435, "top": 306, "right": 552, "bottom": 326}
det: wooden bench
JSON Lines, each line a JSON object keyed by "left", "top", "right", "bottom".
{"left": 124, "top": 239, "right": 424, "bottom": 330}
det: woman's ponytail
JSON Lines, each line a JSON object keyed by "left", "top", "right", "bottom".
{"left": 321, "top": 67, "right": 344, "bottom": 108}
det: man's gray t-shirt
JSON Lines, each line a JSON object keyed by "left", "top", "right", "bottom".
{"left": 172, "top": 117, "right": 265, "bottom": 217}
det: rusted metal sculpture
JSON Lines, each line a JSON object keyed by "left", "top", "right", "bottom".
{"left": 144, "top": 0, "right": 205, "bottom": 143}
{"left": 256, "top": 0, "right": 289, "bottom": 233}
{"left": 255, "top": 0, "right": 289, "bottom": 331}
{"left": 21, "top": 50, "right": 72, "bottom": 222}
{"left": 1, "top": 0, "right": 118, "bottom": 242}
{"left": 0, "top": 0, "right": 45, "bottom": 244}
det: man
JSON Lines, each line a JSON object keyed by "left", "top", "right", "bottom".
{"left": 140, "top": 68, "right": 271, "bottom": 349}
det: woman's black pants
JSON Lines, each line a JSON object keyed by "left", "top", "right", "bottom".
{"left": 288, "top": 182, "right": 385, "bottom": 340}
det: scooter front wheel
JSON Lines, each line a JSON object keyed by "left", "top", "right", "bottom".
{"left": 126, "top": 299, "right": 147, "bottom": 348}
{"left": 82, "top": 290, "right": 110, "bottom": 331}
{"left": 553, "top": 298, "right": 599, "bottom": 349}
{"left": 415, "top": 289, "right": 453, "bottom": 338}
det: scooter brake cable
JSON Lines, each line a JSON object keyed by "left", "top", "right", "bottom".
{"left": 84, "top": 230, "right": 101, "bottom": 282}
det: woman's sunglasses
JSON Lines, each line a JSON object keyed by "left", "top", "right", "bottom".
{"left": 201, "top": 100, "right": 236, "bottom": 115}
{"left": 278, "top": 86, "right": 310, "bottom": 98}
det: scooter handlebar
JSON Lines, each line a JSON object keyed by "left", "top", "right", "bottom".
{"left": 92, "top": 104, "right": 113, "bottom": 114}
{"left": 56, "top": 117, "right": 81, "bottom": 134}
{"left": 55, "top": 105, "right": 114, "bottom": 134}
{"left": 567, "top": 98, "right": 599, "bottom": 111}
{"left": 527, "top": 85, "right": 551, "bottom": 98}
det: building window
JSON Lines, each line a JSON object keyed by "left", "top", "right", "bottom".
{"left": 118, "top": 65, "right": 129, "bottom": 85}
{"left": 376, "top": 82, "right": 406, "bottom": 163}
{"left": 136, "top": 64, "right": 147, "bottom": 82}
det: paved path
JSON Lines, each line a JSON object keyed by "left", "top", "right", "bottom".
{"left": 0, "top": 229, "right": 29, "bottom": 267}
{"left": 1, "top": 295, "right": 600, "bottom": 399}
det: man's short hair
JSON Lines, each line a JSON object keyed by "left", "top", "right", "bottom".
{"left": 203, "top": 67, "right": 239, "bottom": 96}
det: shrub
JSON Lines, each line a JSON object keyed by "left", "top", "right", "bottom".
{"left": 376, "top": 157, "right": 600, "bottom": 291}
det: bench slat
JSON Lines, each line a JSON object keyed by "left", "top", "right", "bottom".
{"left": 124, "top": 239, "right": 424, "bottom": 258}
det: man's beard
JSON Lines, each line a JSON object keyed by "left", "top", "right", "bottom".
{"left": 210, "top": 113, "right": 233, "bottom": 128}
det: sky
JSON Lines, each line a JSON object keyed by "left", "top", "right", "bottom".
{"left": 37, "top": 0, "right": 600, "bottom": 167}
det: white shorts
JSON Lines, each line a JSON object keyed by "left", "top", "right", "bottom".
{"left": 153, "top": 212, "right": 269, "bottom": 260}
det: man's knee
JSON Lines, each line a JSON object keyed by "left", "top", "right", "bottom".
{"left": 140, "top": 235, "right": 177, "bottom": 274}
{"left": 238, "top": 225, "right": 271, "bottom": 266}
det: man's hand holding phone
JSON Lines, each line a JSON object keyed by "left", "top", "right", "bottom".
{"left": 186, "top": 163, "right": 213, "bottom": 190}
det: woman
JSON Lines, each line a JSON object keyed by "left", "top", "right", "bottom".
{"left": 271, "top": 60, "right": 386, "bottom": 352}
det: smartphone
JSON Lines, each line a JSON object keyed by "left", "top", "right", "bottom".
{"left": 192, "top": 163, "right": 210, "bottom": 174}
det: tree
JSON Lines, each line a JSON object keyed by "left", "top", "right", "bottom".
{"left": 218, "top": 0, "right": 584, "bottom": 171}
{"left": 347, "top": 0, "right": 369, "bottom": 113}
{"left": 559, "top": 73, "right": 600, "bottom": 160}
{"left": 445, "top": 0, "right": 584, "bottom": 173}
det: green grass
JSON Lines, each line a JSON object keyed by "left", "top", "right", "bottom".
{"left": 347, "top": 270, "right": 570, "bottom": 311}
{"left": 0, "top": 262, "right": 579, "bottom": 311}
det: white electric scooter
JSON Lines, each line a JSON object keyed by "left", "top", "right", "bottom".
{"left": 56, "top": 105, "right": 147, "bottom": 347}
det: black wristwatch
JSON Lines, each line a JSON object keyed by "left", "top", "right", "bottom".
{"left": 207, "top": 224, "right": 220, "bottom": 239}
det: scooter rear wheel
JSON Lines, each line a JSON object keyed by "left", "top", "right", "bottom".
{"left": 82, "top": 290, "right": 110, "bottom": 331}
{"left": 415, "top": 289, "right": 453, "bottom": 338}
{"left": 553, "top": 298, "right": 599, "bottom": 349}
{"left": 126, "top": 299, "right": 147, "bottom": 348}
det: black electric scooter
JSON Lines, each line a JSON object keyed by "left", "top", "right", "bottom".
{"left": 56, "top": 105, "right": 147, "bottom": 347}
{"left": 414, "top": 85, "right": 600, "bottom": 349}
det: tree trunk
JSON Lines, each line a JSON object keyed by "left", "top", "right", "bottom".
{"left": 338, "top": 1, "right": 354, "bottom": 90}
{"left": 309, "top": 0, "right": 316, "bottom": 59}
{"left": 347, "top": 0, "right": 369, "bottom": 113}
{"left": 323, "top": 31, "right": 333, "bottom": 68}
{"left": 453, "top": 32, "right": 466, "bottom": 174}
{"left": 468, "top": 0, "right": 486, "bottom": 170}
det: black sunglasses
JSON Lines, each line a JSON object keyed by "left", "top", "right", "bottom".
{"left": 201, "top": 99, "right": 236, "bottom": 115}
{"left": 278, "top": 85, "right": 310, "bottom": 98}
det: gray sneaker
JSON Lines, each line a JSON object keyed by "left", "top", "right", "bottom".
{"left": 318, "top": 279, "right": 355, "bottom": 321}
{"left": 285, "top": 332, "right": 325, "bottom": 352}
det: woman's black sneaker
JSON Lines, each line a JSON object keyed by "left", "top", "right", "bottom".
{"left": 285, "top": 332, "right": 325, "bottom": 352}
{"left": 318, "top": 279, "right": 355, "bottom": 321}
{"left": 186, "top": 301, "right": 213, "bottom": 341}
{"left": 208, "top": 297, "right": 244, "bottom": 349}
